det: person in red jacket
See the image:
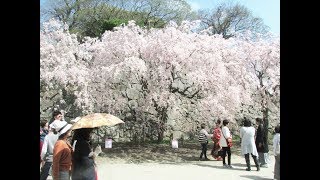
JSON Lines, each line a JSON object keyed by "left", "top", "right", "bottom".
{"left": 211, "top": 119, "right": 223, "bottom": 160}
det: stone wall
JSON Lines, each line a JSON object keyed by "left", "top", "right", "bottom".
{"left": 93, "top": 121, "right": 199, "bottom": 144}
{"left": 93, "top": 117, "right": 280, "bottom": 144}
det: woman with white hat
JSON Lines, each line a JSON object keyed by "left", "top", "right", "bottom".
{"left": 52, "top": 121, "right": 73, "bottom": 180}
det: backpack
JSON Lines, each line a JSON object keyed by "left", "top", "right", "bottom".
{"left": 198, "top": 132, "right": 207, "bottom": 143}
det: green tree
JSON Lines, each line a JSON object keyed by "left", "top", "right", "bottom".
{"left": 40, "top": 0, "right": 196, "bottom": 39}
{"left": 114, "top": 0, "right": 196, "bottom": 28}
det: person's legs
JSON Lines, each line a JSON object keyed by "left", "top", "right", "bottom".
{"left": 222, "top": 147, "right": 228, "bottom": 167}
{"left": 213, "top": 143, "right": 222, "bottom": 160}
{"left": 245, "top": 153, "right": 251, "bottom": 171}
{"left": 274, "top": 155, "right": 280, "bottom": 180}
{"left": 258, "top": 152, "right": 265, "bottom": 165}
{"left": 203, "top": 141, "right": 209, "bottom": 159}
{"left": 200, "top": 143, "right": 206, "bottom": 159}
{"left": 259, "top": 152, "right": 269, "bottom": 167}
{"left": 251, "top": 154, "right": 260, "bottom": 171}
{"left": 226, "top": 147, "right": 232, "bottom": 168}
{"left": 212, "top": 143, "right": 216, "bottom": 158}
{"left": 40, "top": 161, "right": 52, "bottom": 180}
{"left": 263, "top": 152, "right": 270, "bottom": 167}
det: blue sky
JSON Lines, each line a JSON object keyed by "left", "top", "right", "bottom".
{"left": 187, "top": 0, "right": 280, "bottom": 35}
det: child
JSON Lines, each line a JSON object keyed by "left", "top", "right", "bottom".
{"left": 198, "top": 123, "right": 213, "bottom": 161}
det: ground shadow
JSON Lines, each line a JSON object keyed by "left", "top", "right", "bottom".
{"left": 240, "top": 175, "right": 273, "bottom": 180}
{"left": 232, "top": 162, "right": 247, "bottom": 167}
{"left": 100, "top": 142, "right": 244, "bottom": 164}
{"left": 192, "top": 163, "right": 244, "bottom": 171}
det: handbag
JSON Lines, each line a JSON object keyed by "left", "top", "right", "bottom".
{"left": 226, "top": 138, "right": 233, "bottom": 147}
{"left": 212, "top": 149, "right": 224, "bottom": 156}
{"left": 218, "top": 150, "right": 224, "bottom": 156}
{"left": 222, "top": 129, "right": 233, "bottom": 147}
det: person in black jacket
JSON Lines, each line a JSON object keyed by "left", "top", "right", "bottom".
{"left": 71, "top": 128, "right": 97, "bottom": 180}
{"left": 255, "top": 118, "right": 270, "bottom": 168}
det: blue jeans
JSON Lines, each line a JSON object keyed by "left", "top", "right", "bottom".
{"left": 40, "top": 161, "right": 52, "bottom": 180}
{"left": 59, "top": 170, "right": 70, "bottom": 180}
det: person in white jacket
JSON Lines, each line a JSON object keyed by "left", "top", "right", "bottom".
{"left": 273, "top": 125, "right": 280, "bottom": 180}
{"left": 219, "top": 119, "right": 233, "bottom": 168}
{"left": 40, "top": 120, "right": 61, "bottom": 180}
{"left": 240, "top": 119, "right": 260, "bottom": 171}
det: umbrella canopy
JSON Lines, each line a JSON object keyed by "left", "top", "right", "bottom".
{"left": 71, "top": 113, "right": 124, "bottom": 130}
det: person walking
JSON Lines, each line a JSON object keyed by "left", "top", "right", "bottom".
{"left": 71, "top": 128, "right": 99, "bottom": 180}
{"left": 255, "top": 118, "right": 270, "bottom": 168}
{"left": 211, "top": 119, "right": 222, "bottom": 160}
{"left": 198, "top": 123, "right": 213, "bottom": 161}
{"left": 220, "top": 119, "right": 233, "bottom": 168}
{"left": 40, "top": 120, "right": 60, "bottom": 180}
{"left": 240, "top": 119, "right": 260, "bottom": 171}
{"left": 52, "top": 121, "right": 73, "bottom": 180}
{"left": 40, "top": 120, "right": 49, "bottom": 166}
{"left": 273, "top": 124, "right": 280, "bottom": 180}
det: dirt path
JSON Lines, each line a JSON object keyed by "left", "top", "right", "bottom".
{"left": 95, "top": 154, "right": 274, "bottom": 180}
{"left": 46, "top": 142, "right": 275, "bottom": 180}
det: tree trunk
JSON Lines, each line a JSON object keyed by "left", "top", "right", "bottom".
{"left": 154, "top": 105, "right": 168, "bottom": 143}
{"left": 262, "top": 107, "right": 269, "bottom": 146}
{"left": 142, "top": 124, "right": 146, "bottom": 143}
{"left": 157, "top": 130, "right": 164, "bottom": 143}
{"left": 157, "top": 120, "right": 165, "bottom": 143}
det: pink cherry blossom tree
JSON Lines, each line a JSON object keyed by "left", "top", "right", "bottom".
{"left": 235, "top": 32, "right": 280, "bottom": 137}
{"left": 40, "top": 19, "right": 93, "bottom": 117}
{"left": 40, "top": 19, "right": 279, "bottom": 142}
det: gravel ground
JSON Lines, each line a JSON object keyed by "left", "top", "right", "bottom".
{"left": 95, "top": 154, "right": 275, "bottom": 180}
{"left": 46, "top": 142, "right": 276, "bottom": 180}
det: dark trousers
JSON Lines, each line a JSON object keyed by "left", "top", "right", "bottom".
{"left": 222, "top": 146, "right": 231, "bottom": 165}
{"left": 244, "top": 153, "right": 260, "bottom": 170}
{"left": 200, "top": 141, "right": 208, "bottom": 159}
{"left": 40, "top": 161, "right": 52, "bottom": 180}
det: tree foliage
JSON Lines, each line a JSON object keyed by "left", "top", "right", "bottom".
{"left": 41, "top": 0, "right": 196, "bottom": 39}
{"left": 40, "top": 19, "right": 279, "bottom": 141}
{"left": 198, "top": 1, "right": 269, "bottom": 39}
